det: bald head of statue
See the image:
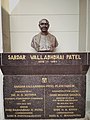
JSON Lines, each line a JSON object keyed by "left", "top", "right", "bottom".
{"left": 39, "top": 19, "right": 50, "bottom": 35}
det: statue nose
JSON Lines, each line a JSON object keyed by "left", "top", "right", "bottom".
{"left": 42, "top": 24, "right": 46, "bottom": 27}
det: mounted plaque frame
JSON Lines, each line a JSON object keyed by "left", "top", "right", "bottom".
{"left": 0, "top": 52, "right": 90, "bottom": 119}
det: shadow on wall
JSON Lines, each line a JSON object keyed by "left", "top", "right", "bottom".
{"left": 1, "top": 7, "right": 11, "bottom": 52}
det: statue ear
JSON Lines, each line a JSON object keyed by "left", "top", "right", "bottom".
{"left": 39, "top": 24, "right": 41, "bottom": 28}
{"left": 47, "top": 23, "right": 50, "bottom": 29}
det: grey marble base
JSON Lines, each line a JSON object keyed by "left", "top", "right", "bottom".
{"left": 4, "top": 75, "right": 86, "bottom": 119}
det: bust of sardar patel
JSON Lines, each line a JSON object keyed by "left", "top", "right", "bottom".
{"left": 31, "top": 19, "right": 58, "bottom": 52}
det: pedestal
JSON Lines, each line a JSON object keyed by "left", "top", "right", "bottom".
{"left": 0, "top": 53, "right": 90, "bottom": 119}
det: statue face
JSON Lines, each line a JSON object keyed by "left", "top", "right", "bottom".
{"left": 39, "top": 19, "right": 49, "bottom": 33}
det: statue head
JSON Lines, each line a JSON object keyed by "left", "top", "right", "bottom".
{"left": 39, "top": 19, "right": 50, "bottom": 35}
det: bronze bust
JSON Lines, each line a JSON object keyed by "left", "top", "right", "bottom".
{"left": 31, "top": 19, "right": 58, "bottom": 52}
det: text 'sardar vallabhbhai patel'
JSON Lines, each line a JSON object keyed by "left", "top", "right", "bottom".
{"left": 31, "top": 19, "right": 58, "bottom": 52}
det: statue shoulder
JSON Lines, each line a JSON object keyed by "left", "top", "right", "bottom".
{"left": 48, "top": 33, "right": 57, "bottom": 39}
{"left": 48, "top": 33, "right": 58, "bottom": 47}
{"left": 32, "top": 33, "right": 40, "bottom": 41}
